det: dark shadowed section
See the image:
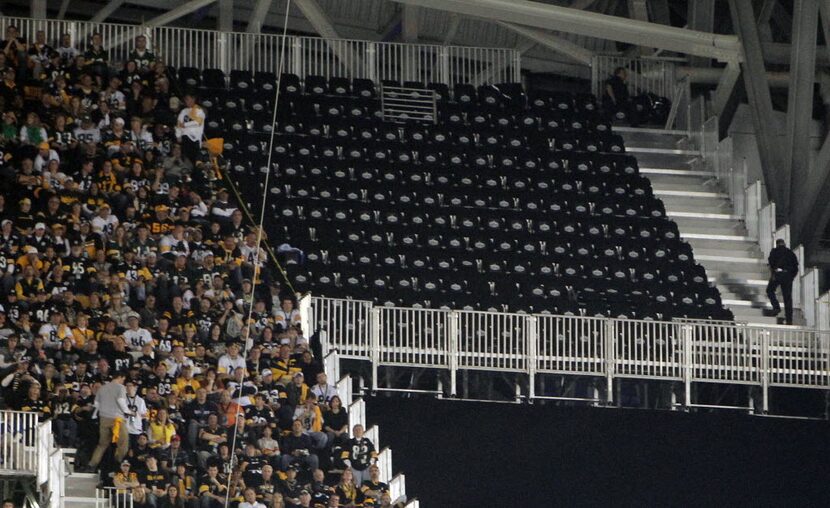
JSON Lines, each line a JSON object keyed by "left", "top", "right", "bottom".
{"left": 367, "top": 396, "right": 830, "bottom": 506}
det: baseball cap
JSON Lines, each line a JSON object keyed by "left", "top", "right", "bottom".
{"left": 34, "top": 222, "right": 46, "bottom": 230}
{"left": 38, "top": 141, "right": 49, "bottom": 150}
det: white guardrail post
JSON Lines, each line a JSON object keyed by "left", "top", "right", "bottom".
{"left": 682, "top": 324, "right": 694, "bottom": 409}
{"left": 526, "top": 315, "right": 538, "bottom": 400}
{"left": 604, "top": 319, "right": 616, "bottom": 405}
{"left": 745, "top": 178, "right": 762, "bottom": 239}
{"left": 818, "top": 292, "right": 830, "bottom": 331}
{"left": 448, "top": 311, "right": 460, "bottom": 397}
{"left": 370, "top": 307, "right": 381, "bottom": 393}
{"left": 759, "top": 329, "right": 770, "bottom": 413}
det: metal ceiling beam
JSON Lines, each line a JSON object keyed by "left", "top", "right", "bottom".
{"left": 687, "top": 0, "right": 714, "bottom": 67}
{"left": 89, "top": 0, "right": 125, "bottom": 23}
{"left": 443, "top": 13, "right": 460, "bottom": 45}
{"left": 246, "top": 0, "right": 272, "bottom": 33}
{"left": 389, "top": 0, "right": 741, "bottom": 61}
{"left": 756, "top": 0, "right": 776, "bottom": 41}
{"left": 799, "top": 1, "right": 830, "bottom": 250}
{"left": 712, "top": 61, "right": 741, "bottom": 117}
{"left": 498, "top": 22, "right": 594, "bottom": 66}
{"left": 785, "top": 0, "right": 819, "bottom": 237}
{"left": 570, "top": 0, "right": 597, "bottom": 10}
{"left": 402, "top": 4, "right": 419, "bottom": 42}
{"left": 145, "top": 0, "right": 216, "bottom": 26}
{"left": 57, "top": 0, "right": 71, "bottom": 20}
{"left": 31, "top": 0, "right": 46, "bottom": 18}
{"left": 294, "top": 0, "right": 339, "bottom": 39}
{"left": 729, "top": 0, "right": 783, "bottom": 207}
{"left": 218, "top": 0, "right": 233, "bottom": 32}
{"left": 294, "top": 0, "right": 362, "bottom": 74}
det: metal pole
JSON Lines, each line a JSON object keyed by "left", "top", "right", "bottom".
{"left": 448, "top": 311, "right": 459, "bottom": 397}
{"left": 683, "top": 324, "right": 693, "bottom": 409}
{"left": 370, "top": 308, "right": 380, "bottom": 392}
{"left": 527, "top": 316, "right": 538, "bottom": 401}
{"left": 605, "top": 319, "right": 615, "bottom": 405}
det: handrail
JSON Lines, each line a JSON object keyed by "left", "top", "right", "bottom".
{"left": 306, "top": 295, "right": 830, "bottom": 414}
{"left": 1, "top": 15, "right": 519, "bottom": 85}
{"left": 0, "top": 411, "right": 41, "bottom": 476}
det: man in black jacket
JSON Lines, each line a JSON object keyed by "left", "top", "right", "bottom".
{"left": 766, "top": 239, "right": 799, "bottom": 325}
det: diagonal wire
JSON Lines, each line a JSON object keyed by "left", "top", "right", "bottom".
{"left": 223, "top": 1, "right": 293, "bottom": 504}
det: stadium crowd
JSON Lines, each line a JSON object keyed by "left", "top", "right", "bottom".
{"left": 0, "top": 25, "right": 396, "bottom": 508}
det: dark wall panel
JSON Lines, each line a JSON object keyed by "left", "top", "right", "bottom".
{"left": 367, "top": 397, "right": 830, "bottom": 507}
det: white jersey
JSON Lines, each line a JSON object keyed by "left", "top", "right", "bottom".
{"left": 176, "top": 106, "right": 205, "bottom": 143}
{"left": 123, "top": 328, "right": 154, "bottom": 351}
{"left": 217, "top": 354, "right": 246, "bottom": 374}
{"left": 91, "top": 214, "right": 119, "bottom": 236}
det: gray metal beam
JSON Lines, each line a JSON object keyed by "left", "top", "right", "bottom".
{"left": 31, "top": 0, "right": 47, "bottom": 18}
{"left": 712, "top": 61, "right": 741, "bottom": 117}
{"left": 443, "top": 13, "right": 460, "bottom": 45}
{"left": 729, "top": 0, "right": 783, "bottom": 207}
{"left": 570, "top": 0, "right": 597, "bottom": 10}
{"left": 145, "top": 0, "right": 216, "bottom": 26}
{"left": 799, "top": 1, "right": 830, "bottom": 250}
{"left": 756, "top": 0, "right": 776, "bottom": 41}
{"left": 57, "top": 0, "right": 71, "bottom": 20}
{"left": 498, "top": 22, "right": 594, "bottom": 66}
{"left": 402, "top": 4, "right": 418, "bottom": 42}
{"left": 294, "top": 0, "right": 339, "bottom": 39}
{"left": 390, "top": 0, "right": 742, "bottom": 61}
{"left": 218, "top": 0, "right": 233, "bottom": 32}
{"left": 294, "top": 0, "right": 362, "bottom": 75}
{"left": 687, "top": 0, "right": 714, "bottom": 66}
{"left": 785, "top": 0, "right": 819, "bottom": 238}
{"left": 246, "top": 0, "right": 272, "bottom": 33}
{"left": 90, "top": 0, "right": 125, "bottom": 23}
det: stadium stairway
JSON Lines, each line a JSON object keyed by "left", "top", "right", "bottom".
{"left": 617, "top": 126, "right": 796, "bottom": 325}
{"left": 61, "top": 460, "right": 99, "bottom": 506}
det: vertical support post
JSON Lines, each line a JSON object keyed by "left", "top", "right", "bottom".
{"left": 604, "top": 319, "right": 615, "bottom": 405}
{"left": 448, "top": 311, "right": 459, "bottom": 397}
{"left": 217, "top": 32, "right": 229, "bottom": 74}
{"left": 439, "top": 46, "right": 450, "bottom": 86}
{"left": 760, "top": 330, "right": 770, "bottom": 413}
{"left": 290, "top": 37, "right": 303, "bottom": 79}
{"left": 526, "top": 316, "right": 538, "bottom": 401}
{"left": 31, "top": 0, "right": 47, "bottom": 19}
{"left": 786, "top": 0, "right": 819, "bottom": 242}
{"left": 370, "top": 308, "right": 380, "bottom": 393}
{"left": 590, "top": 55, "right": 598, "bottom": 97}
{"left": 365, "top": 42, "right": 377, "bottom": 83}
{"left": 682, "top": 324, "right": 694, "bottom": 409}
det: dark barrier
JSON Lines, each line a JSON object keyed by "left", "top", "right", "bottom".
{"left": 367, "top": 396, "right": 830, "bottom": 506}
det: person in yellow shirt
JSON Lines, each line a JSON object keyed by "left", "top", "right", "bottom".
{"left": 174, "top": 365, "right": 201, "bottom": 402}
{"left": 71, "top": 313, "right": 94, "bottom": 348}
{"left": 148, "top": 407, "right": 177, "bottom": 450}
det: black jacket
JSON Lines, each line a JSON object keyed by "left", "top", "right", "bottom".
{"left": 768, "top": 246, "right": 798, "bottom": 278}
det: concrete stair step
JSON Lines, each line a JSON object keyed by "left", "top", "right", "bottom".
{"left": 64, "top": 496, "right": 99, "bottom": 505}
{"left": 673, "top": 219, "right": 748, "bottom": 236}
{"left": 659, "top": 195, "right": 733, "bottom": 212}
{"left": 626, "top": 146, "right": 702, "bottom": 156}
{"left": 640, "top": 167, "right": 716, "bottom": 179}
{"left": 628, "top": 151, "right": 702, "bottom": 169}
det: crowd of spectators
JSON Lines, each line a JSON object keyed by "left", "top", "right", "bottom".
{"left": 0, "top": 25, "right": 397, "bottom": 508}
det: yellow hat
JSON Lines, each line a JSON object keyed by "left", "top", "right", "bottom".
{"left": 38, "top": 141, "right": 50, "bottom": 150}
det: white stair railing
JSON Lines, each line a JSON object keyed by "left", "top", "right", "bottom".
{"left": 96, "top": 487, "right": 133, "bottom": 508}
{"left": 0, "top": 411, "right": 41, "bottom": 476}
{"left": 381, "top": 85, "right": 437, "bottom": 124}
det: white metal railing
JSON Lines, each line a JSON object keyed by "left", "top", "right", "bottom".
{"left": 47, "top": 448, "right": 65, "bottom": 508}
{"left": 315, "top": 297, "right": 373, "bottom": 359}
{"left": 336, "top": 373, "right": 353, "bottom": 406}
{"left": 591, "top": 55, "right": 677, "bottom": 102}
{"left": 0, "top": 411, "right": 40, "bottom": 476}
{"left": 3, "top": 16, "right": 519, "bottom": 85}
{"left": 377, "top": 447, "right": 393, "bottom": 484}
{"left": 390, "top": 474, "right": 407, "bottom": 505}
{"left": 96, "top": 487, "right": 134, "bottom": 508}
{"left": 348, "top": 398, "right": 366, "bottom": 432}
{"left": 308, "top": 296, "right": 830, "bottom": 413}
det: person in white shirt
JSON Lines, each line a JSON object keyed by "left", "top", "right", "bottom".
{"left": 123, "top": 313, "right": 153, "bottom": 352}
{"left": 164, "top": 345, "right": 196, "bottom": 377}
{"left": 175, "top": 93, "right": 205, "bottom": 163}
{"left": 217, "top": 341, "right": 246, "bottom": 376}
{"left": 238, "top": 488, "right": 267, "bottom": 508}
{"left": 124, "top": 380, "right": 148, "bottom": 441}
{"left": 38, "top": 310, "right": 71, "bottom": 349}
{"left": 273, "top": 297, "right": 301, "bottom": 333}
{"left": 310, "top": 372, "right": 338, "bottom": 410}
{"left": 33, "top": 142, "right": 60, "bottom": 172}
{"left": 91, "top": 203, "right": 119, "bottom": 238}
